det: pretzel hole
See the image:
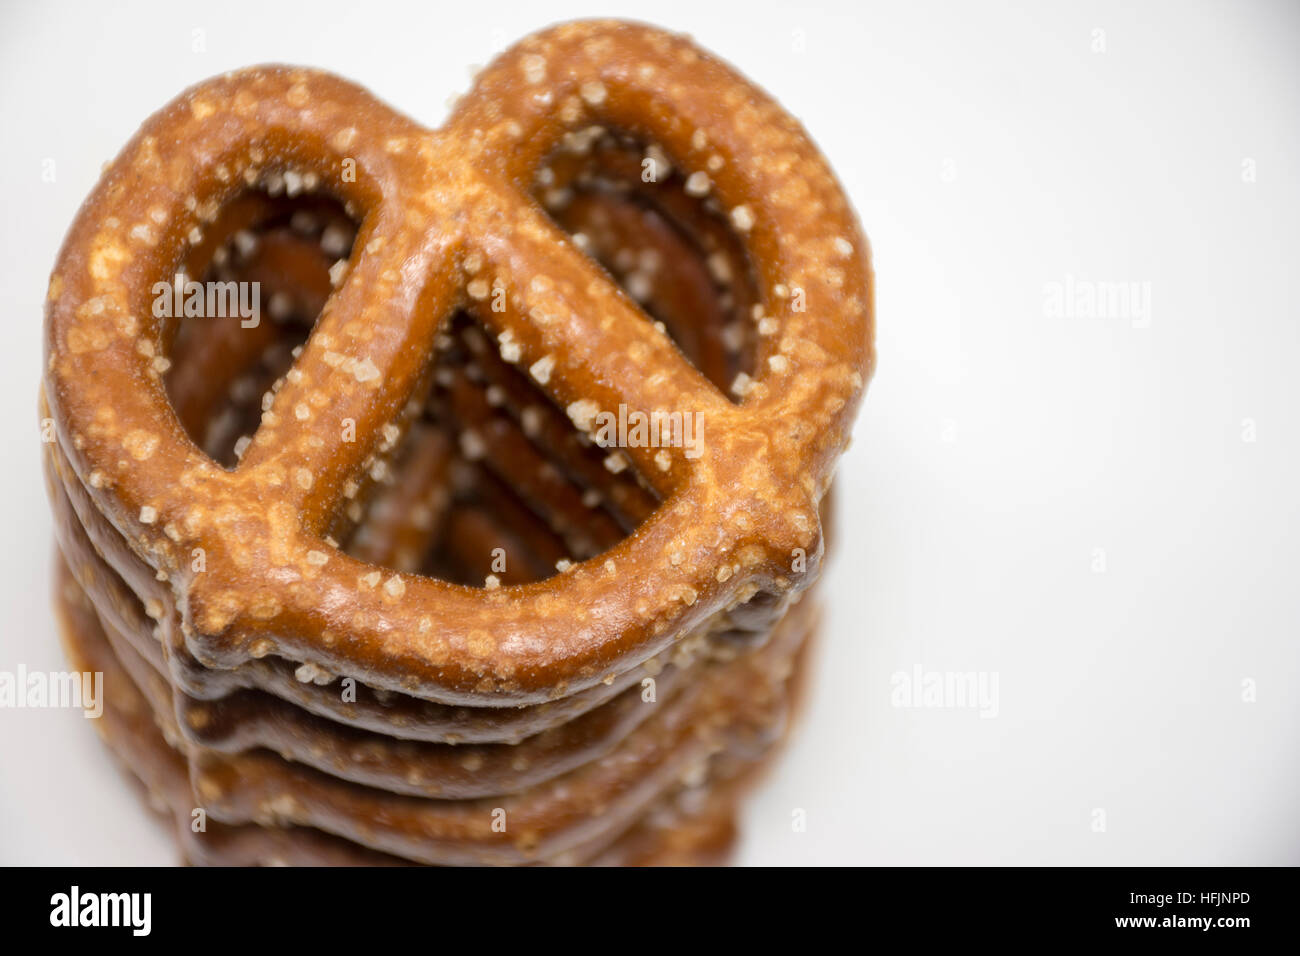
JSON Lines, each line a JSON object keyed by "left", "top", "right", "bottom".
{"left": 319, "top": 136, "right": 770, "bottom": 590}
{"left": 161, "top": 190, "right": 359, "bottom": 467}
{"left": 335, "top": 132, "right": 774, "bottom": 588}
{"left": 335, "top": 311, "right": 651, "bottom": 588}
{"left": 533, "top": 130, "right": 760, "bottom": 402}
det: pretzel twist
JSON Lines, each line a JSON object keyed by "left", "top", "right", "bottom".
{"left": 44, "top": 20, "right": 872, "bottom": 710}
{"left": 43, "top": 19, "right": 872, "bottom": 865}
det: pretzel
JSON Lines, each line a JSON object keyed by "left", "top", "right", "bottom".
{"left": 43, "top": 18, "right": 872, "bottom": 864}
{"left": 54, "top": 549, "right": 814, "bottom": 864}
{"left": 46, "top": 432, "right": 782, "bottom": 752}
{"left": 44, "top": 18, "right": 872, "bottom": 705}
{"left": 50, "top": 422, "right": 817, "bottom": 861}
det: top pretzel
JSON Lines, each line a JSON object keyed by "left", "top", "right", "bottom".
{"left": 43, "top": 19, "right": 875, "bottom": 707}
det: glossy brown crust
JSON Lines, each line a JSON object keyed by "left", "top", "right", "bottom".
{"left": 54, "top": 554, "right": 812, "bottom": 865}
{"left": 44, "top": 431, "right": 694, "bottom": 746}
{"left": 43, "top": 19, "right": 871, "bottom": 866}
{"left": 43, "top": 19, "right": 873, "bottom": 707}
{"left": 52, "top": 437, "right": 814, "bottom": 816}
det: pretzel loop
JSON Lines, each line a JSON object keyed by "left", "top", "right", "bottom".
{"left": 45, "top": 21, "right": 874, "bottom": 710}
{"left": 463, "top": 199, "right": 731, "bottom": 496}
{"left": 448, "top": 21, "right": 874, "bottom": 437}
{"left": 46, "top": 68, "right": 427, "bottom": 539}
{"left": 233, "top": 202, "right": 458, "bottom": 530}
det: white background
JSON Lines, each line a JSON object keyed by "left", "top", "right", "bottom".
{"left": 2, "top": 0, "right": 1297, "bottom": 865}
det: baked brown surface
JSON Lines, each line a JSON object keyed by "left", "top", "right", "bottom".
{"left": 41, "top": 19, "right": 872, "bottom": 865}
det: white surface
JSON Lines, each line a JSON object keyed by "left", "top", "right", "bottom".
{"left": 2, "top": 0, "right": 1298, "bottom": 865}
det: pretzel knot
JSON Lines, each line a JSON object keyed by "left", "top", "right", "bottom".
{"left": 45, "top": 19, "right": 872, "bottom": 717}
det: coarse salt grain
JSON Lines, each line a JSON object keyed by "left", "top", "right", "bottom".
{"left": 730, "top": 205, "right": 755, "bottom": 231}
{"left": 684, "top": 172, "right": 710, "bottom": 196}
{"left": 529, "top": 354, "right": 556, "bottom": 384}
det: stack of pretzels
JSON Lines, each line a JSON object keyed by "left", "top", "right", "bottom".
{"left": 41, "top": 20, "right": 873, "bottom": 865}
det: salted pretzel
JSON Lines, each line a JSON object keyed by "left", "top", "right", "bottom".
{"left": 54, "top": 560, "right": 775, "bottom": 865}
{"left": 48, "top": 421, "right": 825, "bottom": 757}
{"left": 91, "top": 571, "right": 812, "bottom": 865}
{"left": 53, "top": 403, "right": 817, "bottom": 861}
{"left": 44, "top": 20, "right": 873, "bottom": 716}
{"left": 44, "top": 19, "right": 873, "bottom": 866}
{"left": 48, "top": 396, "right": 820, "bottom": 863}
